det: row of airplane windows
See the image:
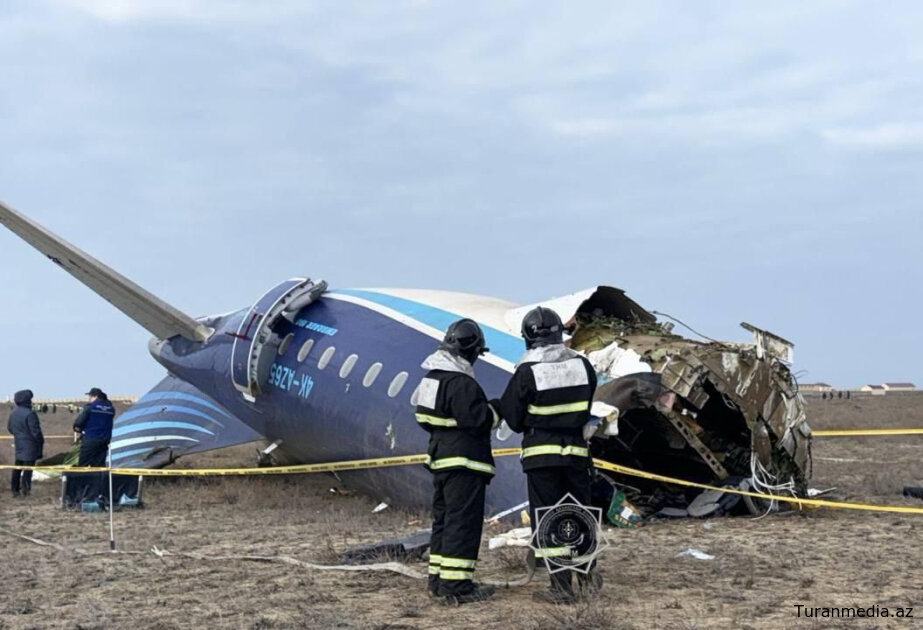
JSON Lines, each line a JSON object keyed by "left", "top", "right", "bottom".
{"left": 278, "top": 333, "right": 418, "bottom": 404}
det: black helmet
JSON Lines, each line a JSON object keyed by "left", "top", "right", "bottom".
{"left": 440, "top": 318, "right": 489, "bottom": 364}
{"left": 521, "top": 306, "right": 564, "bottom": 349}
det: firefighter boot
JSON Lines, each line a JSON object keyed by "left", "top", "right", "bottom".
{"left": 442, "top": 583, "right": 496, "bottom": 605}
{"left": 532, "top": 572, "right": 576, "bottom": 605}
{"left": 577, "top": 568, "right": 603, "bottom": 596}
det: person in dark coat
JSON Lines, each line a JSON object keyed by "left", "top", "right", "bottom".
{"left": 73, "top": 387, "right": 115, "bottom": 466}
{"left": 7, "top": 389, "right": 44, "bottom": 497}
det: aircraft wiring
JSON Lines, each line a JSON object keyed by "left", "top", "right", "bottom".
{"left": 650, "top": 310, "right": 730, "bottom": 348}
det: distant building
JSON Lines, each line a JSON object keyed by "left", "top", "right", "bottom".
{"left": 860, "top": 384, "right": 887, "bottom": 396}
{"left": 881, "top": 382, "right": 916, "bottom": 392}
{"left": 800, "top": 383, "right": 834, "bottom": 393}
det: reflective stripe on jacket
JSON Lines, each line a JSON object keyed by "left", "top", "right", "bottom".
{"left": 497, "top": 350, "right": 597, "bottom": 471}
{"left": 414, "top": 369, "right": 496, "bottom": 478}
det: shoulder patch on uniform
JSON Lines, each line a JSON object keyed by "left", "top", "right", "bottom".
{"left": 531, "top": 358, "right": 589, "bottom": 391}
{"left": 416, "top": 377, "right": 440, "bottom": 409}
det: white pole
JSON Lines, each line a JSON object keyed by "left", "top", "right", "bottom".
{"left": 107, "top": 444, "right": 115, "bottom": 551}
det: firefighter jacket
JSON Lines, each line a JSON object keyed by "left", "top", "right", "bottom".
{"left": 497, "top": 344, "right": 597, "bottom": 471}
{"left": 415, "top": 350, "right": 498, "bottom": 478}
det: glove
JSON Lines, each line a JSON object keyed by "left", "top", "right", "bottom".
{"left": 586, "top": 403, "right": 620, "bottom": 439}
{"left": 488, "top": 399, "right": 501, "bottom": 430}
{"left": 582, "top": 418, "right": 601, "bottom": 441}
{"left": 495, "top": 420, "right": 513, "bottom": 441}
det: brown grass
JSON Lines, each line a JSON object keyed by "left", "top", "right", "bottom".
{"left": 1, "top": 395, "right": 921, "bottom": 629}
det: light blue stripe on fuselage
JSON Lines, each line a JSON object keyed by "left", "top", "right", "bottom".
{"left": 114, "top": 404, "right": 224, "bottom": 428}
{"left": 112, "top": 421, "right": 215, "bottom": 438}
{"left": 335, "top": 289, "right": 523, "bottom": 364}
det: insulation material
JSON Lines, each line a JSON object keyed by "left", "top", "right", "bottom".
{"left": 587, "top": 342, "right": 652, "bottom": 378}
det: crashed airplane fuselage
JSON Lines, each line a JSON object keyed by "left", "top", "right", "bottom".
{"left": 0, "top": 202, "right": 811, "bottom": 519}
{"left": 569, "top": 288, "right": 812, "bottom": 516}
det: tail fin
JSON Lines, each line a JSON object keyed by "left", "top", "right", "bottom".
{"left": 0, "top": 200, "right": 211, "bottom": 342}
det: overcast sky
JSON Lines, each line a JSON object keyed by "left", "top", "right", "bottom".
{"left": 1, "top": 1, "right": 921, "bottom": 397}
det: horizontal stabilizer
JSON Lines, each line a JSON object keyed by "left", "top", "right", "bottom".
{"left": 109, "top": 374, "right": 263, "bottom": 467}
{"left": 0, "top": 200, "right": 211, "bottom": 341}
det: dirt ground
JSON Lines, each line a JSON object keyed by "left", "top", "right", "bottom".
{"left": 1, "top": 394, "right": 921, "bottom": 629}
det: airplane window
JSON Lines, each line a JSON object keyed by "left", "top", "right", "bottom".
{"left": 410, "top": 383, "right": 421, "bottom": 406}
{"left": 363, "top": 362, "right": 383, "bottom": 387}
{"left": 297, "top": 339, "right": 315, "bottom": 362}
{"left": 388, "top": 372, "right": 409, "bottom": 398}
{"left": 340, "top": 354, "right": 359, "bottom": 378}
{"left": 278, "top": 333, "right": 294, "bottom": 356}
{"left": 318, "top": 347, "right": 336, "bottom": 370}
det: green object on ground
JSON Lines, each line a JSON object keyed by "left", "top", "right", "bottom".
{"left": 607, "top": 490, "right": 642, "bottom": 528}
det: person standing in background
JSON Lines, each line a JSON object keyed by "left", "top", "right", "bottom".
{"left": 73, "top": 387, "right": 115, "bottom": 466}
{"left": 7, "top": 389, "right": 43, "bottom": 497}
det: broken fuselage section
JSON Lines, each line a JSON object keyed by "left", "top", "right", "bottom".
{"left": 572, "top": 288, "right": 812, "bottom": 516}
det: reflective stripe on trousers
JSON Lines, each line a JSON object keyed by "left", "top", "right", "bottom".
{"left": 438, "top": 556, "right": 477, "bottom": 580}
{"left": 429, "top": 553, "right": 443, "bottom": 575}
{"left": 440, "top": 556, "right": 477, "bottom": 569}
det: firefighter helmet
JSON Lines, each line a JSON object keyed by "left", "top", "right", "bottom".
{"left": 440, "top": 318, "right": 489, "bottom": 364}
{"left": 521, "top": 306, "right": 564, "bottom": 349}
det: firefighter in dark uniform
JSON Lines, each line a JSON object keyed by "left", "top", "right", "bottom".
{"left": 496, "top": 306, "right": 602, "bottom": 604}
{"left": 416, "top": 319, "right": 498, "bottom": 604}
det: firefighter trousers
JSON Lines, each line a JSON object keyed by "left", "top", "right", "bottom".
{"left": 429, "top": 470, "right": 488, "bottom": 596}
{"left": 527, "top": 464, "right": 596, "bottom": 594}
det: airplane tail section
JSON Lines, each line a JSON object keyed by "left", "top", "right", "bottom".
{"left": 0, "top": 200, "right": 211, "bottom": 342}
{"left": 109, "top": 374, "right": 263, "bottom": 467}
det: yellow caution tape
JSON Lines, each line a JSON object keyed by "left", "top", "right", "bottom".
{"left": 0, "top": 448, "right": 526, "bottom": 476}
{"left": 1, "top": 445, "right": 921, "bottom": 514}
{"left": 0, "top": 435, "right": 75, "bottom": 440}
{"left": 0, "top": 454, "right": 431, "bottom": 476}
{"left": 590, "top": 459, "right": 923, "bottom": 515}
{"left": 812, "top": 428, "right": 923, "bottom": 437}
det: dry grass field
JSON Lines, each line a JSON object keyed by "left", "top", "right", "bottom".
{"left": 1, "top": 394, "right": 921, "bottom": 629}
